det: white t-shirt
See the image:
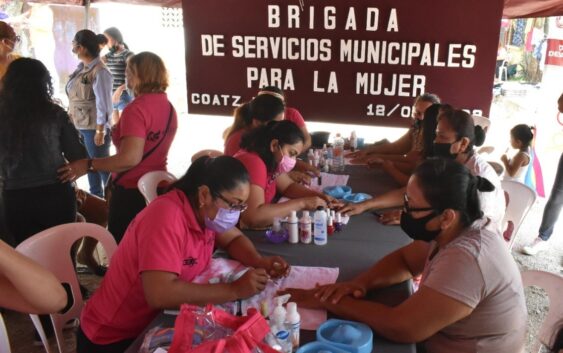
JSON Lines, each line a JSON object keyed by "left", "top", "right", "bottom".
{"left": 421, "top": 220, "right": 527, "bottom": 353}
{"left": 464, "top": 154, "right": 506, "bottom": 230}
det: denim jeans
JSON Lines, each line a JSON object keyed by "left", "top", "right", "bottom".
{"left": 538, "top": 152, "right": 563, "bottom": 241}
{"left": 79, "top": 129, "right": 110, "bottom": 198}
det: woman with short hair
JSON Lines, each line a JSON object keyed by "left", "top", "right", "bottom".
{"left": 60, "top": 51, "right": 178, "bottom": 243}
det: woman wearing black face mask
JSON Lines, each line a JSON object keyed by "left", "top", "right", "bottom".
{"left": 432, "top": 108, "right": 505, "bottom": 228}
{"left": 341, "top": 107, "right": 506, "bottom": 229}
{"left": 282, "top": 158, "right": 527, "bottom": 353}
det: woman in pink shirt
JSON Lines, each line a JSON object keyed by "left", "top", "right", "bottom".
{"left": 59, "top": 51, "right": 178, "bottom": 244}
{"left": 77, "top": 156, "right": 290, "bottom": 353}
{"left": 258, "top": 86, "right": 312, "bottom": 150}
{"left": 235, "top": 121, "right": 336, "bottom": 229}
{"left": 223, "top": 93, "right": 285, "bottom": 156}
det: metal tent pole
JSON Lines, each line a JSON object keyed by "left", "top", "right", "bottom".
{"left": 84, "top": 0, "right": 91, "bottom": 29}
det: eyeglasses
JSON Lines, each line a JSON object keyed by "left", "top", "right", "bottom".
{"left": 214, "top": 193, "right": 248, "bottom": 213}
{"left": 403, "top": 194, "right": 435, "bottom": 214}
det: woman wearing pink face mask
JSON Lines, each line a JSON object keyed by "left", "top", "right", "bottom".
{"left": 234, "top": 121, "right": 335, "bottom": 229}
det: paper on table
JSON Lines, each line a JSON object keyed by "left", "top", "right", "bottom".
{"left": 309, "top": 172, "right": 350, "bottom": 193}
{"left": 193, "top": 258, "right": 339, "bottom": 330}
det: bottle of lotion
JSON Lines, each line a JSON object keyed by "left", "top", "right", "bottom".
{"left": 285, "top": 302, "right": 301, "bottom": 351}
{"left": 288, "top": 211, "right": 298, "bottom": 244}
{"left": 299, "top": 211, "right": 312, "bottom": 244}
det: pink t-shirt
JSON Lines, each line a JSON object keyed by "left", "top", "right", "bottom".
{"left": 224, "top": 129, "right": 244, "bottom": 157}
{"left": 234, "top": 150, "right": 277, "bottom": 204}
{"left": 284, "top": 107, "right": 305, "bottom": 128}
{"left": 111, "top": 93, "right": 178, "bottom": 189}
{"left": 80, "top": 189, "right": 216, "bottom": 344}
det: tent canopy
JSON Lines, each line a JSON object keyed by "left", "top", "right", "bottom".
{"left": 30, "top": 0, "right": 563, "bottom": 19}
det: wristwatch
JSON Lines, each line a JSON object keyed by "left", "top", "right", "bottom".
{"left": 87, "top": 159, "right": 95, "bottom": 172}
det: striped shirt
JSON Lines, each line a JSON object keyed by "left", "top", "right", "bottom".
{"left": 104, "top": 49, "right": 133, "bottom": 92}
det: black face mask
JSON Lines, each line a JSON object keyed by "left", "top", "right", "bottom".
{"left": 433, "top": 142, "right": 457, "bottom": 159}
{"left": 400, "top": 211, "right": 441, "bottom": 242}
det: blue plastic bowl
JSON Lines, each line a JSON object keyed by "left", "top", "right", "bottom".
{"left": 342, "top": 193, "right": 372, "bottom": 203}
{"left": 296, "top": 341, "right": 350, "bottom": 353}
{"left": 316, "top": 319, "right": 373, "bottom": 353}
{"left": 323, "top": 186, "right": 352, "bottom": 199}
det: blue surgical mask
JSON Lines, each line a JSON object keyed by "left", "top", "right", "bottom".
{"left": 204, "top": 207, "right": 240, "bottom": 234}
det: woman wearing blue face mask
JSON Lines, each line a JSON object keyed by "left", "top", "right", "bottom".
{"left": 283, "top": 158, "right": 527, "bottom": 353}
{"left": 234, "top": 120, "right": 337, "bottom": 229}
{"left": 77, "top": 156, "right": 289, "bottom": 353}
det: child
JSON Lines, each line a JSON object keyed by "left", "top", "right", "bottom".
{"left": 501, "top": 124, "right": 534, "bottom": 183}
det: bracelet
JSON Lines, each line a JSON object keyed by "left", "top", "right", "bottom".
{"left": 96, "top": 129, "right": 105, "bottom": 134}
{"left": 87, "top": 159, "right": 95, "bottom": 172}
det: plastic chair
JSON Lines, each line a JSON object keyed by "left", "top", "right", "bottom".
{"left": 16, "top": 223, "right": 118, "bottom": 353}
{"left": 501, "top": 180, "right": 536, "bottom": 249}
{"left": 472, "top": 115, "right": 491, "bottom": 132}
{"left": 0, "top": 312, "right": 11, "bottom": 353}
{"left": 137, "top": 171, "right": 177, "bottom": 204}
{"left": 522, "top": 270, "right": 563, "bottom": 353}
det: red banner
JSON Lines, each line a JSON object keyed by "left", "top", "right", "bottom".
{"left": 182, "top": 0, "right": 503, "bottom": 127}
{"left": 546, "top": 39, "right": 563, "bottom": 67}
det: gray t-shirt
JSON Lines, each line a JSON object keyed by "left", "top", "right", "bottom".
{"left": 420, "top": 221, "right": 527, "bottom": 353}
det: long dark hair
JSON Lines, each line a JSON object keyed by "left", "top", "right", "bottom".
{"left": 421, "top": 104, "right": 441, "bottom": 158}
{"left": 240, "top": 120, "right": 304, "bottom": 173}
{"left": 439, "top": 107, "right": 486, "bottom": 154}
{"left": 0, "top": 58, "right": 59, "bottom": 170}
{"left": 225, "top": 94, "right": 285, "bottom": 139}
{"left": 170, "top": 156, "right": 249, "bottom": 203}
{"left": 414, "top": 158, "right": 495, "bottom": 227}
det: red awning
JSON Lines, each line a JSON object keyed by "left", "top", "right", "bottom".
{"left": 26, "top": 0, "right": 563, "bottom": 18}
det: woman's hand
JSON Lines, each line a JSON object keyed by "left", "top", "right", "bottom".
{"left": 380, "top": 160, "right": 395, "bottom": 173}
{"left": 288, "top": 171, "right": 311, "bottom": 185}
{"left": 345, "top": 149, "right": 367, "bottom": 159}
{"left": 301, "top": 196, "right": 327, "bottom": 210}
{"left": 339, "top": 202, "right": 367, "bottom": 216}
{"left": 58, "top": 159, "right": 89, "bottom": 182}
{"left": 500, "top": 154, "right": 509, "bottom": 164}
{"left": 314, "top": 281, "right": 367, "bottom": 304}
{"left": 377, "top": 209, "right": 402, "bottom": 225}
{"left": 231, "top": 268, "right": 269, "bottom": 299}
{"left": 257, "top": 256, "right": 291, "bottom": 279}
{"left": 112, "top": 84, "right": 126, "bottom": 105}
{"left": 321, "top": 194, "right": 344, "bottom": 209}
{"left": 94, "top": 131, "right": 105, "bottom": 146}
{"left": 277, "top": 288, "right": 324, "bottom": 309}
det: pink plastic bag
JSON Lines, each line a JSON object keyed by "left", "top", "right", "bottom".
{"left": 169, "top": 304, "right": 279, "bottom": 353}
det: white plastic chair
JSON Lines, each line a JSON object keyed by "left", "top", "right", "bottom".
{"left": 0, "top": 312, "right": 11, "bottom": 353}
{"left": 137, "top": 171, "right": 177, "bottom": 204}
{"left": 501, "top": 180, "right": 536, "bottom": 249}
{"left": 16, "top": 223, "right": 118, "bottom": 353}
{"left": 472, "top": 115, "right": 491, "bottom": 131}
{"left": 522, "top": 270, "right": 563, "bottom": 353}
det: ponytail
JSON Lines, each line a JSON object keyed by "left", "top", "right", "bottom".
{"left": 414, "top": 158, "right": 495, "bottom": 227}
{"left": 510, "top": 124, "right": 535, "bottom": 149}
{"left": 225, "top": 103, "right": 252, "bottom": 140}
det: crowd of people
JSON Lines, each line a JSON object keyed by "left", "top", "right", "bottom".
{"left": 0, "top": 19, "right": 562, "bottom": 353}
